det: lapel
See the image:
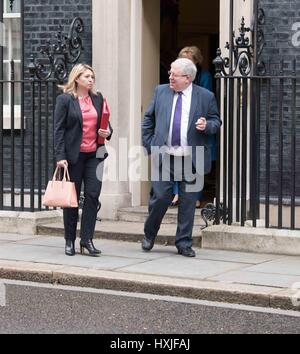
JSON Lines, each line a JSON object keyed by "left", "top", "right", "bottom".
{"left": 90, "top": 94, "right": 101, "bottom": 129}
{"left": 188, "top": 84, "right": 199, "bottom": 132}
{"left": 72, "top": 94, "right": 101, "bottom": 129}
{"left": 72, "top": 96, "right": 83, "bottom": 128}
{"left": 165, "top": 88, "right": 175, "bottom": 131}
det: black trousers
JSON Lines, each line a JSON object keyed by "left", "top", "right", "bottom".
{"left": 64, "top": 152, "right": 102, "bottom": 241}
{"left": 144, "top": 155, "right": 200, "bottom": 249}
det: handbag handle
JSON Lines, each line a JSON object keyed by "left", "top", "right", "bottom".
{"left": 63, "top": 166, "right": 71, "bottom": 181}
{"left": 52, "top": 165, "right": 71, "bottom": 182}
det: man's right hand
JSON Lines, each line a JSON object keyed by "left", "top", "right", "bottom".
{"left": 56, "top": 160, "right": 68, "bottom": 168}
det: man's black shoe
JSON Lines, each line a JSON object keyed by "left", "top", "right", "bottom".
{"left": 141, "top": 237, "right": 154, "bottom": 251}
{"left": 177, "top": 247, "right": 196, "bottom": 257}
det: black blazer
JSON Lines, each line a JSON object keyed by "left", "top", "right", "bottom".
{"left": 54, "top": 92, "right": 112, "bottom": 164}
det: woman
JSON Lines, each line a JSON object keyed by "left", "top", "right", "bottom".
{"left": 178, "top": 46, "right": 213, "bottom": 91}
{"left": 54, "top": 64, "right": 112, "bottom": 256}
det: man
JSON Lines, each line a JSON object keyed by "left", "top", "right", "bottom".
{"left": 141, "top": 58, "right": 221, "bottom": 257}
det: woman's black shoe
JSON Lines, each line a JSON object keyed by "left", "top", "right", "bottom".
{"left": 65, "top": 240, "right": 75, "bottom": 256}
{"left": 80, "top": 240, "right": 101, "bottom": 256}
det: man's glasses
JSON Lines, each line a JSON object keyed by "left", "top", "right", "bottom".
{"left": 168, "top": 71, "right": 188, "bottom": 78}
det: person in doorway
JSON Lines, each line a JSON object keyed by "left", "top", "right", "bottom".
{"left": 54, "top": 64, "right": 112, "bottom": 256}
{"left": 171, "top": 46, "right": 216, "bottom": 208}
{"left": 142, "top": 58, "right": 221, "bottom": 257}
{"left": 179, "top": 46, "right": 213, "bottom": 91}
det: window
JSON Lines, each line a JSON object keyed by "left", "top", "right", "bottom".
{"left": 3, "top": 0, "right": 22, "bottom": 129}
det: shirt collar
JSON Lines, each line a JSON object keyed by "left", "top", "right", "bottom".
{"left": 176, "top": 83, "right": 192, "bottom": 96}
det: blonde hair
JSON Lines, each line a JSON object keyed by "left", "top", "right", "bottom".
{"left": 58, "top": 63, "right": 97, "bottom": 98}
{"left": 178, "top": 46, "right": 203, "bottom": 65}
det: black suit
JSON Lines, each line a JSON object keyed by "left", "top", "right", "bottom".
{"left": 54, "top": 92, "right": 112, "bottom": 242}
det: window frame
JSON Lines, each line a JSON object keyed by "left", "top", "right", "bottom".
{"left": 2, "top": 1, "right": 22, "bottom": 129}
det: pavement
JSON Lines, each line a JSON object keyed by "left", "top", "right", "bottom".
{"left": 1, "top": 232, "right": 300, "bottom": 311}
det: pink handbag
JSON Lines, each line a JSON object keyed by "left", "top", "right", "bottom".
{"left": 42, "top": 166, "right": 78, "bottom": 208}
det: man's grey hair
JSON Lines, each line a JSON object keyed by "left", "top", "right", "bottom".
{"left": 172, "top": 58, "right": 197, "bottom": 81}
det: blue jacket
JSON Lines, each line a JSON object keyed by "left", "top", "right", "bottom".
{"left": 194, "top": 67, "right": 213, "bottom": 92}
{"left": 141, "top": 84, "right": 221, "bottom": 174}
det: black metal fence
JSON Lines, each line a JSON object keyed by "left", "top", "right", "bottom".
{"left": 0, "top": 15, "right": 84, "bottom": 212}
{"left": 208, "top": 0, "right": 300, "bottom": 231}
{"left": 0, "top": 59, "right": 57, "bottom": 211}
{"left": 212, "top": 66, "right": 300, "bottom": 230}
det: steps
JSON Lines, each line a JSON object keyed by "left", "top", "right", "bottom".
{"left": 37, "top": 206, "right": 205, "bottom": 247}
{"left": 118, "top": 206, "right": 205, "bottom": 225}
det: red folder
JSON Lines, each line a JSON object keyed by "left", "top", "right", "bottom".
{"left": 98, "top": 98, "right": 110, "bottom": 144}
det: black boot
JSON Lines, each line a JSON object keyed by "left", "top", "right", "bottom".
{"left": 80, "top": 239, "right": 101, "bottom": 256}
{"left": 65, "top": 240, "right": 75, "bottom": 256}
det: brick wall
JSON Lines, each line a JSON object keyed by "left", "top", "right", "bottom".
{"left": 23, "top": 0, "right": 92, "bottom": 72}
{"left": 258, "top": 0, "right": 300, "bottom": 200}
{"left": 3, "top": 0, "right": 92, "bottom": 202}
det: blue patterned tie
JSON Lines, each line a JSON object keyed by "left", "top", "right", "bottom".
{"left": 171, "top": 92, "right": 182, "bottom": 147}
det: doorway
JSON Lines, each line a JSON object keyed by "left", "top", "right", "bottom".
{"left": 140, "top": 0, "right": 220, "bottom": 206}
{"left": 160, "top": 0, "right": 220, "bottom": 206}
{"left": 160, "top": 0, "right": 219, "bottom": 84}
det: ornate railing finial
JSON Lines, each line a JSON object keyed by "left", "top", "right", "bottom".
{"left": 212, "top": 48, "right": 224, "bottom": 77}
{"left": 9, "top": 0, "right": 15, "bottom": 11}
{"left": 27, "top": 17, "right": 84, "bottom": 82}
{"left": 213, "top": 17, "right": 253, "bottom": 77}
{"left": 256, "top": 7, "right": 266, "bottom": 75}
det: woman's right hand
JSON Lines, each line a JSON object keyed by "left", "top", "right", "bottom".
{"left": 56, "top": 160, "right": 68, "bottom": 168}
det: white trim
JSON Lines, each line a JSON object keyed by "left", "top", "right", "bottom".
{"left": 3, "top": 13, "right": 21, "bottom": 18}
{"left": 3, "top": 0, "right": 21, "bottom": 14}
{"left": 129, "top": 0, "right": 142, "bottom": 206}
{"left": 2, "top": 11, "right": 22, "bottom": 130}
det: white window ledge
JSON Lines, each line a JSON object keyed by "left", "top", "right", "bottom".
{"left": 3, "top": 105, "right": 25, "bottom": 129}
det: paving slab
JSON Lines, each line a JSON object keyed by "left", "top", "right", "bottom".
{"left": 14, "top": 237, "right": 182, "bottom": 261}
{"left": 0, "top": 233, "right": 37, "bottom": 242}
{"left": 118, "top": 256, "right": 248, "bottom": 280}
{"left": 209, "top": 270, "right": 300, "bottom": 288}
{"left": 0, "top": 243, "right": 60, "bottom": 262}
{"left": 95, "top": 240, "right": 176, "bottom": 260}
{"left": 193, "top": 249, "right": 284, "bottom": 264}
{"left": 15, "top": 236, "right": 64, "bottom": 248}
{"left": 244, "top": 257, "right": 300, "bottom": 276}
{"left": 40, "top": 253, "right": 148, "bottom": 271}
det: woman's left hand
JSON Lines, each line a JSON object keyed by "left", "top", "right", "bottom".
{"left": 98, "top": 128, "right": 111, "bottom": 139}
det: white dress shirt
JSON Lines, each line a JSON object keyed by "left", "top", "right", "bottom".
{"left": 166, "top": 83, "right": 193, "bottom": 156}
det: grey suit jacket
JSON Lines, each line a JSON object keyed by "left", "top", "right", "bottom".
{"left": 141, "top": 84, "right": 221, "bottom": 174}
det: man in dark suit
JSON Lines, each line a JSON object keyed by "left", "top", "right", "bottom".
{"left": 141, "top": 58, "right": 221, "bottom": 257}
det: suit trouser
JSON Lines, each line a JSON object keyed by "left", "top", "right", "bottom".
{"left": 64, "top": 152, "right": 102, "bottom": 242}
{"left": 144, "top": 155, "right": 200, "bottom": 249}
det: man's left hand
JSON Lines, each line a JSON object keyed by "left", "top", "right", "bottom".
{"left": 195, "top": 117, "right": 207, "bottom": 131}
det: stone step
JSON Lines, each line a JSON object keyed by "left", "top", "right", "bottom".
{"left": 37, "top": 220, "right": 202, "bottom": 247}
{"left": 201, "top": 224, "right": 300, "bottom": 256}
{"left": 117, "top": 206, "right": 206, "bottom": 225}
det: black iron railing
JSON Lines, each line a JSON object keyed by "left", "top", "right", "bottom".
{"left": 0, "top": 16, "right": 84, "bottom": 212}
{"left": 0, "top": 60, "right": 57, "bottom": 212}
{"left": 203, "top": 0, "right": 300, "bottom": 231}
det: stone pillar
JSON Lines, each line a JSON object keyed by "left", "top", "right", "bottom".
{"left": 92, "top": 0, "right": 132, "bottom": 219}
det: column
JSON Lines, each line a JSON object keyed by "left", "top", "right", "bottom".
{"left": 92, "top": 0, "right": 132, "bottom": 219}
